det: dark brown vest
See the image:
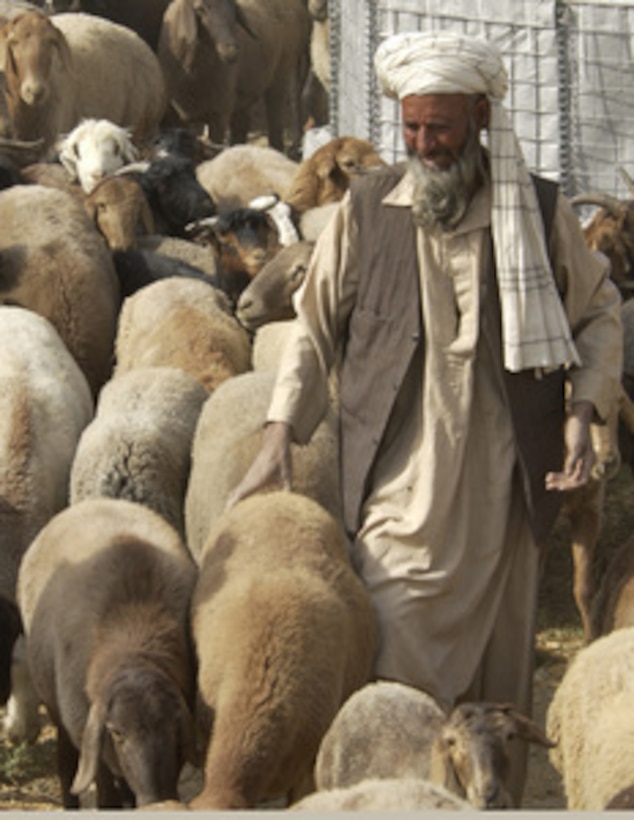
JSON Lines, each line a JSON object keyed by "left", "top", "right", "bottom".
{"left": 340, "top": 163, "right": 564, "bottom": 545}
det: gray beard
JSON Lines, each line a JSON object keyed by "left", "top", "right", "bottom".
{"left": 409, "top": 137, "right": 486, "bottom": 230}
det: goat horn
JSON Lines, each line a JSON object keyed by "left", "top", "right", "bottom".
{"left": 570, "top": 193, "right": 625, "bottom": 216}
{"left": 114, "top": 161, "right": 151, "bottom": 175}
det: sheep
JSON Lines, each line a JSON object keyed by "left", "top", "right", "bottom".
{"left": 158, "top": 0, "right": 311, "bottom": 152}
{"left": 546, "top": 625, "right": 634, "bottom": 809}
{"left": 196, "top": 144, "right": 299, "bottom": 211}
{"left": 84, "top": 175, "right": 155, "bottom": 252}
{"left": 184, "top": 369, "right": 341, "bottom": 560}
{"left": 188, "top": 490, "right": 378, "bottom": 809}
{"left": 235, "top": 239, "right": 314, "bottom": 331}
{"left": 283, "top": 136, "right": 386, "bottom": 214}
{"left": 0, "top": 11, "right": 167, "bottom": 154}
{"left": 0, "top": 306, "right": 93, "bottom": 743}
{"left": 136, "top": 234, "right": 219, "bottom": 278}
{"left": 251, "top": 320, "right": 298, "bottom": 373}
{"left": 57, "top": 118, "right": 139, "bottom": 194}
{"left": 0, "top": 183, "right": 120, "bottom": 397}
{"left": 114, "top": 277, "right": 251, "bottom": 393}
{"left": 313, "top": 680, "right": 554, "bottom": 809}
{"left": 17, "top": 497, "right": 198, "bottom": 808}
{"left": 70, "top": 367, "right": 208, "bottom": 541}
{"left": 290, "top": 777, "right": 471, "bottom": 810}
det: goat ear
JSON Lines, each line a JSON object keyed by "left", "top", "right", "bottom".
{"left": 169, "top": 0, "right": 198, "bottom": 69}
{"left": 235, "top": 5, "right": 258, "bottom": 39}
{"left": 71, "top": 700, "right": 107, "bottom": 796}
{"left": 314, "top": 151, "right": 337, "bottom": 181}
{"left": 83, "top": 196, "right": 98, "bottom": 224}
{"left": 0, "top": 27, "right": 9, "bottom": 73}
{"left": 53, "top": 27, "right": 73, "bottom": 75}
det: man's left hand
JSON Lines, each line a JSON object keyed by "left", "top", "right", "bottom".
{"left": 545, "top": 400, "right": 596, "bottom": 492}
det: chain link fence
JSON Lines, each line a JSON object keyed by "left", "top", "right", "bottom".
{"left": 329, "top": 0, "right": 634, "bottom": 198}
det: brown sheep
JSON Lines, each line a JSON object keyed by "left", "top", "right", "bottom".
{"left": 0, "top": 183, "right": 120, "bottom": 397}
{"left": 84, "top": 175, "right": 155, "bottom": 252}
{"left": 114, "top": 277, "right": 251, "bottom": 393}
{"left": 17, "top": 498, "right": 198, "bottom": 809}
{"left": 158, "top": 0, "right": 311, "bottom": 152}
{"left": 188, "top": 490, "right": 378, "bottom": 809}
{"left": 0, "top": 11, "right": 167, "bottom": 154}
{"left": 284, "top": 136, "right": 386, "bottom": 213}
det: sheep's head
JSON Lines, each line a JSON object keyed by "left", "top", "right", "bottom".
{"left": 0, "top": 11, "right": 72, "bottom": 109}
{"left": 84, "top": 176, "right": 154, "bottom": 252}
{"left": 430, "top": 702, "right": 555, "bottom": 809}
{"left": 58, "top": 119, "right": 139, "bottom": 194}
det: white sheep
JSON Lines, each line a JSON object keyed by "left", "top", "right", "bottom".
{"left": 0, "top": 183, "right": 120, "bottom": 397}
{"left": 196, "top": 144, "right": 299, "bottom": 211}
{"left": 57, "top": 118, "right": 139, "bottom": 194}
{"left": 114, "top": 277, "right": 251, "bottom": 393}
{"left": 314, "top": 679, "right": 554, "bottom": 809}
{"left": 547, "top": 625, "right": 634, "bottom": 809}
{"left": 184, "top": 369, "right": 341, "bottom": 561}
{"left": 17, "top": 497, "right": 198, "bottom": 809}
{"left": 0, "top": 306, "right": 93, "bottom": 743}
{"left": 0, "top": 10, "right": 167, "bottom": 154}
{"left": 290, "top": 777, "right": 471, "bottom": 810}
{"left": 188, "top": 490, "right": 378, "bottom": 809}
{"left": 70, "top": 367, "right": 208, "bottom": 541}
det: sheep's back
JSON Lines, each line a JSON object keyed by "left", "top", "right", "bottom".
{"left": 52, "top": 13, "right": 167, "bottom": 141}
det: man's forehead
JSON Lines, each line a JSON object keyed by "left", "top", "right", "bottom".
{"left": 401, "top": 93, "right": 473, "bottom": 117}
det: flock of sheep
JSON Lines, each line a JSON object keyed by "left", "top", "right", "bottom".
{"left": 0, "top": 0, "right": 634, "bottom": 812}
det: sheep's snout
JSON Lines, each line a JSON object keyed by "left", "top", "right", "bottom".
{"left": 216, "top": 42, "right": 239, "bottom": 63}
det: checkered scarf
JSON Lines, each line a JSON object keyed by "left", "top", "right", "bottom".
{"left": 374, "top": 30, "right": 580, "bottom": 373}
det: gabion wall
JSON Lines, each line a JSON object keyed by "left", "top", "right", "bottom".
{"left": 329, "top": 0, "right": 634, "bottom": 197}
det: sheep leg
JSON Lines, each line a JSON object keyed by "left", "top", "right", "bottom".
{"left": 569, "top": 488, "right": 604, "bottom": 641}
{"left": 57, "top": 724, "right": 80, "bottom": 809}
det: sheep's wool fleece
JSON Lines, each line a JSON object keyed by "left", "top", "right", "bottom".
{"left": 374, "top": 30, "right": 580, "bottom": 373}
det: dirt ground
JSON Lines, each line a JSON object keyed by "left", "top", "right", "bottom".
{"left": 0, "top": 466, "right": 632, "bottom": 811}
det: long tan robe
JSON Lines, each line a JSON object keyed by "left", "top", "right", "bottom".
{"left": 267, "top": 168, "right": 622, "bottom": 801}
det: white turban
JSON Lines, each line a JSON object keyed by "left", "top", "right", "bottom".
{"left": 374, "top": 31, "right": 580, "bottom": 374}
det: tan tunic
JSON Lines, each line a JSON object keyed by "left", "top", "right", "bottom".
{"left": 268, "top": 169, "right": 622, "bottom": 711}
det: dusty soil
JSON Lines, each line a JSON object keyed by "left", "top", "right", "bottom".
{"left": 0, "top": 466, "right": 632, "bottom": 811}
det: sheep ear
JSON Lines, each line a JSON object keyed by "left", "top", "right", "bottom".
{"left": 314, "top": 152, "right": 337, "bottom": 181}
{"left": 71, "top": 700, "right": 107, "bottom": 796}
{"left": 84, "top": 196, "right": 98, "bottom": 224}
{"left": 169, "top": 0, "right": 198, "bottom": 68}
{"left": 122, "top": 136, "right": 139, "bottom": 165}
{"left": 235, "top": 5, "right": 258, "bottom": 39}
{"left": 499, "top": 704, "right": 556, "bottom": 748}
{"left": 0, "top": 27, "right": 9, "bottom": 73}
{"left": 58, "top": 140, "right": 78, "bottom": 178}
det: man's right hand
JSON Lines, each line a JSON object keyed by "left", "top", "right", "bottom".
{"left": 225, "top": 421, "right": 293, "bottom": 509}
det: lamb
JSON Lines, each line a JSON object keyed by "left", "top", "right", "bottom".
{"left": 57, "top": 118, "right": 139, "bottom": 194}
{"left": 184, "top": 369, "right": 341, "bottom": 560}
{"left": 0, "top": 11, "right": 167, "bottom": 154}
{"left": 0, "top": 183, "right": 120, "bottom": 397}
{"left": 290, "top": 778, "right": 470, "bottom": 811}
{"left": 196, "top": 144, "right": 299, "bottom": 211}
{"left": 313, "top": 680, "right": 554, "bottom": 809}
{"left": 114, "top": 277, "right": 251, "bottom": 393}
{"left": 188, "top": 490, "right": 378, "bottom": 809}
{"left": 283, "top": 135, "right": 386, "bottom": 214}
{"left": 17, "top": 497, "right": 198, "bottom": 808}
{"left": 0, "top": 306, "right": 93, "bottom": 743}
{"left": 546, "top": 625, "right": 634, "bottom": 809}
{"left": 70, "top": 367, "right": 208, "bottom": 541}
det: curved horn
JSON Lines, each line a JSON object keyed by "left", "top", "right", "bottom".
{"left": 570, "top": 193, "right": 625, "bottom": 217}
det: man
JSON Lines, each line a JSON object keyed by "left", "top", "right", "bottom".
{"left": 228, "top": 31, "right": 623, "bottom": 803}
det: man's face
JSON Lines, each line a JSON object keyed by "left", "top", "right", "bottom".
{"left": 401, "top": 93, "right": 488, "bottom": 171}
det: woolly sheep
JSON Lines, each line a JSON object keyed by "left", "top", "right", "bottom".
{"left": 114, "top": 277, "right": 251, "bottom": 392}
{"left": 314, "top": 680, "right": 554, "bottom": 809}
{"left": 547, "top": 625, "right": 634, "bottom": 809}
{"left": 251, "top": 320, "right": 297, "bottom": 373}
{"left": 0, "top": 183, "right": 120, "bottom": 397}
{"left": 196, "top": 144, "right": 299, "bottom": 211}
{"left": 0, "top": 306, "right": 93, "bottom": 743}
{"left": 84, "top": 175, "right": 155, "bottom": 251}
{"left": 57, "top": 118, "right": 139, "bottom": 194}
{"left": 0, "top": 11, "right": 167, "bottom": 154}
{"left": 70, "top": 367, "right": 208, "bottom": 541}
{"left": 17, "top": 497, "right": 198, "bottom": 808}
{"left": 290, "top": 777, "right": 470, "bottom": 811}
{"left": 188, "top": 490, "right": 378, "bottom": 809}
{"left": 184, "top": 369, "right": 341, "bottom": 560}
{"left": 137, "top": 234, "right": 219, "bottom": 278}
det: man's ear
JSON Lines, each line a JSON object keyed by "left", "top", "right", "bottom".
{"left": 474, "top": 94, "right": 490, "bottom": 130}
